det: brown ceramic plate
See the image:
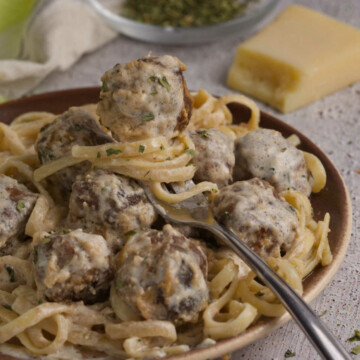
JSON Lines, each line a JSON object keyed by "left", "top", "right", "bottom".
{"left": 0, "top": 88, "right": 352, "bottom": 360}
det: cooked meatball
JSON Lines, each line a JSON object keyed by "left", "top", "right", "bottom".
{"left": 33, "top": 229, "right": 113, "bottom": 304}
{"left": 97, "top": 55, "right": 192, "bottom": 142}
{"left": 188, "top": 128, "right": 235, "bottom": 188}
{"left": 234, "top": 129, "right": 312, "bottom": 196}
{"left": 0, "top": 175, "right": 38, "bottom": 255}
{"left": 212, "top": 179, "right": 299, "bottom": 259}
{"left": 112, "top": 224, "right": 209, "bottom": 324}
{"left": 35, "top": 107, "right": 113, "bottom": 192}
{"left": 66, "top": 169, "right": 157, "bottom": 251}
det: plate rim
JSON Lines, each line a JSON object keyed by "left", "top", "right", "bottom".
{"left": 0, "top": 87, "right": 352, "bottom": 360}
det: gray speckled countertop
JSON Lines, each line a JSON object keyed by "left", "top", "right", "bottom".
{"left": 32, "top": 0, "right": 360, "bottom": 359}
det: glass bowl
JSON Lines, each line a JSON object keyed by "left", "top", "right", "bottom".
{"left": 89, "top": 0, "right": 279, "bottom": 45}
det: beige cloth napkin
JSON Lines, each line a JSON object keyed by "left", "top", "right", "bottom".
{"left": 0, "top": 0, "right": 117, "bottom": 100}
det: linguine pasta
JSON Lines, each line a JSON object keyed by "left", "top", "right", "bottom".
{"left": 0, "top": 89, "right": 331, "bottom": 360}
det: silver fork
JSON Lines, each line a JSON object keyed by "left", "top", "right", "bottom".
{"left": 142, "top": 181, "right": 351, "bottom": 360}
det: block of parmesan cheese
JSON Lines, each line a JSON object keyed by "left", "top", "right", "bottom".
{"left": 227, "top": 5, "right": 360, "bottom": 113}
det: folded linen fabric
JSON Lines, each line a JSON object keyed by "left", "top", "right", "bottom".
{"left": 0, "top": 0, "right": 117, "bottom": 100}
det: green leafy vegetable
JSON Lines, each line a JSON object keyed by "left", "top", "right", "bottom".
{"left": 33, "top": 246, "right": 38, "bottom": 264}
{"left": 141, "top": 113, "right": 155, "bottom": 122}
{"left": 41, "top": 236, "right": 51, "bottom": 244}
{"left": 199, "top": 130, "right": 210, "bottom": 139}
{"left": 159, "top": 76, "right": 171, "bottom": 91}
{"left": 122, "top": 0, "right": 250, "bottom": 27}
{"left": 139, "top": 145, "right": 145, "bottom": 153}
{"left": 284, "top": 349, "right": 296, "bottom": 358}
{"left": 348, "top": 330, "right": 360, "bottom": 342}
{"left": 124, "top": 230, "right": 136, "bottom": 237}
{"left": 106, "top": 148, "right": 122, "bottom": 156}
{"left": 102, "top": 81, "right": 109, "bottom": 92}
{"left": 16, "top": 200, "right": 25, "bottom": 212}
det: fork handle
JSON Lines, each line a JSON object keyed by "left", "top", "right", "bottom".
{"left": 210, "top": 225, "right": 351, "bottom": 360}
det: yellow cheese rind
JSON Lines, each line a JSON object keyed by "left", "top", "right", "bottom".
{"left": 227, "top": 5, "right": 360, "bottom": 113}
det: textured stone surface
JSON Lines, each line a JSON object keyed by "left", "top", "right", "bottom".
{"left": 32, "top": 0, "right": 359, "bottom": 359}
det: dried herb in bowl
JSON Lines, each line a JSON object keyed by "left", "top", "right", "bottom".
{"left": 122, "top": 0, "right": 251, "bottom": 27}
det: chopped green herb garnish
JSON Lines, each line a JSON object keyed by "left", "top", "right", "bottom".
{"left": 41, "top": 236, "right": 51, "bottom": 244}
{"left": 4, "top": 265, "right": 15, "bottom": 282}
{"left": 348, "top": 330, "right": 360, "bottom": 342}
{"left": 352, "top": 345, "right": 360, "bottom": 355}
{"left": 186, "top": 162, "right": 196, "bottom": 167}
{"left": 106, "top": 148, "right": 122, "bottom": 156}
{"left": 289, "top": 205, "right": 296, "bottom": 212}
{"left": 199, "top": 130, "right": 210, "bottom": 139}
{"left": 159, "top": 76, "right": 171, "bottom": 91}
{"left": 185, "top": 148, "right": 195, "bottom": 157}
{"left": 124, "top": 230, "right": 136, "bottom": 237}
{"left": 3, "top": 304, "right": 12, "bottom": 311}
{"left": 224, "top": 210, "right": 231, "bottom": 218}
{"left": 255, "top": 291, "right": 264, "bottom": 297}
{"left": 97, "top": 151, "right": 101, "bottom": 158}
{"left": 141, "top": 112, "right": 155, "bottom": 122}
{"left": 281, "top": 147, "right": 287, "bottom": 152}
{"left": 16, "top": 200, "right": 25, "bottom": 212}
{"left": 144, "top": 170, "right": 151, "bottom": 177}
{"left": 319, "top": 309, "right": 327, "bottom": 317}
{"left": 150, "top": 91, "right": 158, "bottom": 95}
{"left": 74, "top": 124, "right": 82, "bottom": 131}
{"left": 101, "top": 186, "right": 107, "bottom": 192}
{"left": 122, "top": 0, "right": 249, "bottom": 27}
{"left": 116, "top": 278, "right": 124, "bottom": 289}
{"left": 166, "top": 157, "right": 171, "bottom": 160}
{"left": 160, "top": 144, "right": 165, "bottom": 150}
{"left": 348, "top": 140, "right": 353, "bottom": 145}
{"left": 269, "top": 167, "right": 276, "bottom": 174}
{"left": 62, "top": 228, "right": 70, "bottom": 234}
{"left": 139, "top": 145, "right": 145, "bottom": 153}
{"left": 33, "top": 246, "right": 38, "bottom": 264}
{"left": 48, "top": 154, "right": 56, "bottom": 161}
{"left": 211, "top": 188, "right": 218, "bottom": 193}
{"left": 102, "top": 81, "right": 109, "bottom": 92}
{"left": 311, "top": 207, "right": 314, "bottom": 217}
{"left": 149, "top": 75, "right": 157, "bottom": 82}
{"left": 284, "top": 350, "right": 296, "bottom": 358}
